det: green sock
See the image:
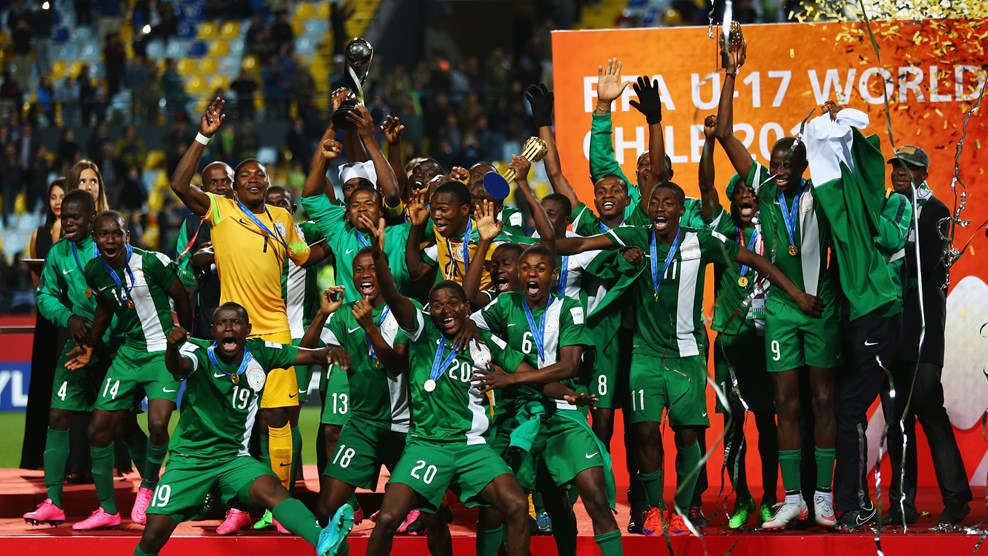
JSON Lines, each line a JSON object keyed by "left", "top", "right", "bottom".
{"left": 675, "top": 442, "right": 701, "bottom": 510}
{"left": 779, "top": 449, "right": 802, "bottom": 493}
{"left": 91, "top": 443, "right": 118, "bottom": 514}
{"left": 259, "top": 433, "right": 271, "bottom": 468}
{"left": 532, "top": 491, "right": 546, "bottom": 514}
{"left": 594, "top": 529, "right": 623, "bottom": 556}
{"left": 141, "top": 441, "right": 169, "bottom": 490}
{"left": 637, "top": 469, "right": 665, "bottom": 510}
{"left": 347, "top": 493, "right": 360, "bottom": 510}
{"left": 44, "top": 428, "right": 69, "bottom": 507}
{"left": 551, "top": 507, "right": 577, "bottom": 556}
{"left": 133, "top": 544, "right": 157, "bottom": 556}
{"left": 290, "top": 425, "right": 302, "bottom": 494}
{"left": 126, "top": 426, "right": 149, "bottom": 479}
{"left": 272, "top": 498, "right": 321, "bottom": 546}
{"left": 476, "top": 526, "right": 505, "bottom": 556}
{"left": 814, "top": 447, "right": 835, "bottom": 491}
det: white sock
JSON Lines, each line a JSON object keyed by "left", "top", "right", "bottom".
{"left": 785, "top": 493, "right": 803, "bottom": 505}
{"left": 815, "top": 490, "right": 833, "bottom": 504}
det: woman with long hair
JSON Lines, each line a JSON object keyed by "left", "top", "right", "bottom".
{"left": 20, "top": 179, "right": 67, "bottom": 469}
{"left": 66, "top": 160, "right": 110, "bottom": 212}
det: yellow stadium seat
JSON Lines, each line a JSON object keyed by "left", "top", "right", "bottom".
{"left": 242, "top": 55, "right": 257, "bottom": 71}
{"left": 208, "top": 75, "right": 229, "bottom": 91}
{"left": 177, "top": 58, "right": 197, "bottom": 75}
{"left": 220, "top": 21, "right": 239, "bottom": 39}
{"left": 291, "top": 20, "right": 305, "bottom": 36}
{"left": 51, "top": 60, "right": 67, "bottom": 80}
{"left": 207, "top": 41, "right": 229, "bottom": 57}
{"left": 68, "top": 60, "right": 83, "bottom": 77}
{"left": 144, "top": 150, "right": 167, "bottom": 170}
{"left": 198, "top": 57, "right": 218, "bottom": 74}
{"left": 294, "top": 3, "right": 314, "bottom": 19}
{"left": 197, "top": 22, "right": 218, "bottom": 39}
{"left": 314, "top": 2, "right": 330, "bottom": 18}
{"left": 187, "top": 76, "right": 207, "bottom": 94}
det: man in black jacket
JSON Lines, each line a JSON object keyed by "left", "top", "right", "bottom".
{"left": 881, "top": 145, "right": 971, "bottom": 527}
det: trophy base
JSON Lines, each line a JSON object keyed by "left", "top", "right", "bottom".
{"left": 483, "top": 172, "right": 511, "bottom": 201}
{"left": 331, "top": 102, "right": 360, "bottom": 130}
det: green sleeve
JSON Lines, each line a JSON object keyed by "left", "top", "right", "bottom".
{"left": 745, "top": 161, "right": 775, "bottom": 198}
{"left": 706, "top": 207, "right": 737, "bottom": 236}
{"left": 300, "top": 220, "right": 325, "bottom": 244}
{"left": 250, "top": 339, "right": 301, "bottom": 372}
{"left": 300, "top": 195, "right": 347, "bottom": 244}
{"left": 682, "top": 198, "right": 706, "bottom": 229}
{"left": 557, "top": 298, "right": 591, "bottom": 348}
{"left": 876, "top": 192, "right": 912, "bottom": 255}
{"left": 604, "top": 226, "right": 648, "bottom": 250}
{"left": 36, "top": 246, "right": 73, "bottom": 327}
{"left": 482, "top": 331, "right": 525, "bottom": 374}
{"left": 478, "top": 295, "right": 506, "bottom": 332}
{"left": 700, "top": 229, "right": 740, "bottom": 266}
{"left": 589, "top": 113, "right": 640, "bottom": 219}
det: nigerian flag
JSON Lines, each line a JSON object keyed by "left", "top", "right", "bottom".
{"left": 804, "top": 108, "right": 897, "bottom": 321}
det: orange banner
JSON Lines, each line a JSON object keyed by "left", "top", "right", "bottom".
{"left": 551, "top": 20, "right": 988, "bottom": 488}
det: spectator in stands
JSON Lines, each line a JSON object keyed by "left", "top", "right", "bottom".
{"left": 285, "top": 117, "right": 312, "bottom": 166}
{"left": 116, "top": 125, "right": 147, "bottom": 169}
{"left": 95, "top": 0, "right": 124, "bottom": 41}
{"left": 87, "top": 121, "right": 112, "bottom": 160}
{"left": 236, "top": 122, "right": 260, "bottom": 161}
{"left": 75, "top": 0, "right": 94, "bottom": 28}
{"left": 77, "top": 64, "right": 101, "bottom": 125}
{"left": 290, "top": 55, "right": 318, "bottom": 122}
{"left": 118, "top": 165, "right": 149, "bottom": 214}
{"left": 245, "top": 13, "right": 266, "bottom": 47}
{"left": 27, "top": 143, "right": 53, "bottom": 214}
{"left": 55, "top": 128, "right": 82, "bottom": 175}
{"left": 56, "top": 76, "right": 80, "bottom": 126}
{"left": 271, "top": 9, "right": 295, "bottom": 55}
{"left": 31, "top": 1, "right": 55, "bottom": 82}
{"left": 5, "top": 0, "right": 33, "bottom": 89}
{"left": 161, "top": 58, "right": 189, "bottom": 120}
{"left": 229, "top": 68, "right": 259, "bottom": 121}
{"left": 0, "top": 70, "right": 25, "bottom": 109}
{"left": 126, "top": 54, "right": 153, "bottom": 124}
{"left": 96, "top": 141, "right": 125, "bottom": 205}
{"left": 36, "top": 77, "right": 56, "bottom": 126}
{"left": 0, "top": 142, "right": 26, "bottom": 227}
{"left": 329, "top": 0, "right": 353, "bottom": 56}
{"left": 262, "top": 57, "right": 289, "bottom": 120}
{"left": 103, "top": 31, "right": 127, "bottom": 99}
{"left": 153, "top": 1, "right": 179, "bottom": 43}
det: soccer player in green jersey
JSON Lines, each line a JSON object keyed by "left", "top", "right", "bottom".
{"left": 715, "top": 43, "right": 841, "bottom": 529}
{"left": 65, "top": 211, "right": 192, "bottom": 530}
{"left": 25, "top": 190, "right": 144, "bottom": 527}
{"left": 135, "top": 303, "right": 353, "bottom": 556}
{"left": 361, "top": 217, "right": 538, "bottom": 556}
{"left": 300, "top": 249, "right": 411, "bottom": 555}
{"left": 557, "top": 181, "right": 823, "bottom": 536}
{"left": 697, "top": 115, "right": 778, "bottom": 528}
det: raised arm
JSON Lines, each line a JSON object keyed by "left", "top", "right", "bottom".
{"left": 698, "top": 114, "right": 721, "bottom": 220}
{"left": 363, "top": 215, "right": 419, "bottom": 330}
{"left": 736, "top": 246, "right": 824, "bottom": 317}
{"left": 629, "top": 76, "right": 668, "bottom": 182}
{"left": 352, "top": 296, "right": 407, "bottom": 372}
{"left": 295, "top": 345, "right": 350, "bottom": 369}
{"left": 349, "top": 105, "right": 401, "bottom": 207}
{"left": 557, "top": 234, "right": 616, "bottom": 256}
{"left": 511, "top": 155, "right": 555, "bottom": 256}
{"left": 404, "top": 189, "right": 434, "bottom": 282}
{"left": 170, "top": 98, "right": 224, "bottom": 216}
{"left": 167, "top": 275, "right": 193, "bottom": 330}
{"left": 473, "top": 345, "right": 584, "bottom": 392}
{"left": 526, "top": 83, "right": 578, "bottom": 208}
{"left": 714, "top": 42, "right": 754, "bottom": 181}
{"left": 300, "top": 286, "right": 346, "bottom": 349}
{"left": 381, "top": 115, "right": 408, "bottom": 197}
{"left": 302, "top": 123, "right": 341, "bottom": 201}
{"left": 463, "top": 199, "right": 502, "bottom": 309}
{"left": 590, "top": 58, "right": 633, "bottom": 185}
{"left": 301, "top": 239, "right": 333, "bottom": 269}
{"left": 165, "top": 326, "right": 194, "bottom": 379}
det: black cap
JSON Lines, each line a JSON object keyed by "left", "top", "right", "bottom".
{"left": 887, "top": 145, "right": 929, "bottom": 169}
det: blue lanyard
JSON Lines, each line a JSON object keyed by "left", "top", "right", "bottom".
{"left": 354, "top": 229, "right": 370, "bottom": 248}
{"left": 737, "top": 227, "right": 759, "bottom": 278}
{"left": 598, "top": 222, "right": 610, "bottom": 233}
{"left": 70, "top": 240, "right": 98, "bottom": 274}
{"left": 444, "top": 219, "right": 473, "bottom": 278}
{"left": 649, "top": 230, "right": 680, "bottom": 300}
{"left": 522, "top": 298, "right": 551, "bottom": 363}
{"left": 777, "top": 182, "right": 804, "bottom": 249}
{"left": 366, "top": 306, "right": 391, "bottom": 361}
{"left": 98, "top": 244, "right": 137, "bottom": 303}
{"left": 207, "top": 344, "right": 254, "bottom": 382}
{"left": 556, "top": 256, "right": 569, "bottom": 296}
{"left": 236, "top": 199, "right": 289, "bottom": 251}
{"left": 429, "top": 337, "right": 459, "bottom": 383}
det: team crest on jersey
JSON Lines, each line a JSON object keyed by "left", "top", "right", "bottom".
{"left": 800, "top": 191, "right": 814, "bottom": 213}
{"left": 680, "top": 241, "right": 701, "bottom": 261}
{"left": 264, "top": 340, "right": 282, "bottom": 349}
{"left": 296, "top": 226, "right": 306, "bottom": 242}
{"left": 245, "top": 360, "right": 266, "bottom": 391}
{"left": 275, "top": 221, "right": 287, "bottom": 238}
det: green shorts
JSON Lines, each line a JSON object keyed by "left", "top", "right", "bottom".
{"left": 389, "top": 437, "right": 512, "bottom": 513}
{"left": 325, "top": 419, "right": 407, "bottom": 489}
{"left": 764, "top": 297, "right": 841, "bottom": 372}
{"left": 51, "top": 340, "right": 112, "bottom": 413}
{"left": 146, "top": 453, "right": 275, "bottom": 523}
{"left": 713, "top": 332, "right": 774, "bottom": 414}
{"left": 320, "top": 365, "right": 350, "bottom": 427}
{"left": 94, "top": 345, "right": 180, "bottom": 411}
{"left": 588, "top": 327, "right": 621, "bottom": 409}
{"left": 629, "top": 352, "right": 709, "bottom": 427}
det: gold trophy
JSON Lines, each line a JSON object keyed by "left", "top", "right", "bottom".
{"left": 722, "top": 20, "right": 745, "bottom": 68}
{"left": 482, "top": 137, "right": 549, "bottom": 199}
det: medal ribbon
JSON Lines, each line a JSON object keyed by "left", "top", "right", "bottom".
{"left": 650, "top": 229, "right": 681, "bottom": 299}
{"left": 736, "top": 227, "right": 760, "bottom": 280}
{"left": 207, "top": 344, "right": 254, "bottom": 382}
{"left": 557, "top": 256, "right": 569, "bottom": 296}
{"left": 522, "top": 298, "right": 552, "bottom": 364}
{"left": 99, "top": 244, "right": 137, "bottom": 303}
{"left": 236, "top": 199, "right": 289, "bottom": 251}
{"left": 428, "top": 337, "right": 459, "bottom": 386}
{"left": 355, "top": 229, "right": 370, "bottom": 248}
{"left": 777, "top": 181, "right": 804, "bottom": 251}
{"left": 443, "top": 219, "right": 473, "bottom": 278}
{"left": 366, "top": 306, "right": 391, "bottom": 361}
{"left": 70, "top": 240, "right": 99, "bottom": 274}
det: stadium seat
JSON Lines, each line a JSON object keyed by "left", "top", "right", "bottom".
{"left": 296, "top": 37, "right": 314, "bottom": 55}
{"left": 51, "top": 60, "right": 67, "bottom": 80}
{"left": 197, "top": 22, "right": 217, "bottom": 39}
{"left": 314, "top": 2, "right": 330, "bottom": 18}
{"left": 177, "top": 58, "right": 197, "bottom": 75}
{"left": 147, "top": 40, "right": 165, "bottom": 59}
{"left": 242, "top": 55, "right": 258, "bottom": 71}
{"left": 178, "top": 22, "right": 197, "bottom": 40}
{"left": 229, "top": 40, "right": 243, "bottom": 56}
{"left": 294, "top": 3, "right": 315, "bottom": 19}
{"left": 207, "top": 41, "right": 229, "bottom": 57}
{"left": 304, "top": 19, "right": 327, "bottom": 36}
{"left": 53, "top": 26, "right": 69, "bottom": 44}
{"left": 219, "top": 21, "right": 240, "bottom": 39}
{"left": 208, "top": 75, "right": 229, "bottom": 91}
{"left": 187, "top": 41, "right": 208, "bottom": 57}
{"left": 187, "top": 76, "right": 207, "bottom": 94}
{"left": 198, "top": 57, "right": 218, "bottom": 74}
{"left": 291, "top": 20, "right": 305, "bottom": 36}
{"left": 165, "top": 40, "right": 187, "bottom": 58}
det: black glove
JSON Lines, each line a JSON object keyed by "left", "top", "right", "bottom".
{"left": 524, "top": 83, "right": 554, "bottom": 128}
{"left": 629, "top": 76, "right": 662, "bottom": 125}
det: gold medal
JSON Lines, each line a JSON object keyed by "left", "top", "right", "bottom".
{"left": 85, "top": 288, "right": 93, "bottom": 298}
{"left": 738, "top": 276, "right": 749, "bottom": 288}
{"left": 126, "top": 299, "right": 135, "bottom": 309}
{"left": 788, "top": 244, "right": 798, "bottom": 256}
{"left": 231, "top": 373, "right": 240, "bottom": 385}
{"left": 653, "top": 291, "right": 659, "bottom": 301}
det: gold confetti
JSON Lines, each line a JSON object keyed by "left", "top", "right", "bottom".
{"left": 789, "top": 48, "right": 795, "bottom": 58}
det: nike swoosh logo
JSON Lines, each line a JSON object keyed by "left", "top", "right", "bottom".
{"left": 507, "top": 323, "right": 516, "bottom": 327}
{"left": 162, "top": 388, "right": 178, "bottom": 393}
{"left": 347, "top": 326, "right": 361, "bottom": 333}
{"left": 864, "top": 341, "right": 878, "bottom": 347}
{"left": 345, "top": 249, "right": 355, "bottom": 255}
{"left": 279, "top": 462, "right": 290, "bottom": 467}
{"left": 585, "top": 452, "right": 599, "bottom": 459}
{"left": 62, "top": 268, "right": 74, "bottom": 274}
{"left": 702, "top": 412, "right": 708, "bottom": 417}
{"left": 288, "top": 393, "right": 298, "bottom": 399}
{"left": 213, "top": 373, "right": 226, "bottom": 378}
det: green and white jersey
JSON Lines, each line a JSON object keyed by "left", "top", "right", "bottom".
{"left": 500, "top": 205, "right": 525, "bottom": 236}
{"left": 745, "top": 162, "right": 835, "bottom": 305}
{"left": 532, "top": 230, "right": 607, "bottom": 313}
{"left": 320, "top": 301, "right": 410, "bottom": 432}
{"left": 300, "top": 194, "right": 413, "bottom": 302}
{"left": 282, "top": 221, "right": 325, "bottom": 339}
{"left": 471, "top": 291, "right": 591, "bottom": 412}
{"left": 171, "top": 338, "right": 298, "bottom": 460}
{"left": 605, "top": 226, "right": 739, "bottom": 358}
{"left": 83, "top": 247, "right": 177, "bottom": 353}
{"left": 37, "top": 236, "right": 99, "bottom": 327}
{"left": 571, "top": 199, "right": 704, "bottom": 238}
{"left": 707, "top": 208, "right": 767, "bottom": 335}
{"left": 402, "top": 310, "right": 524, "bottom": 444}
